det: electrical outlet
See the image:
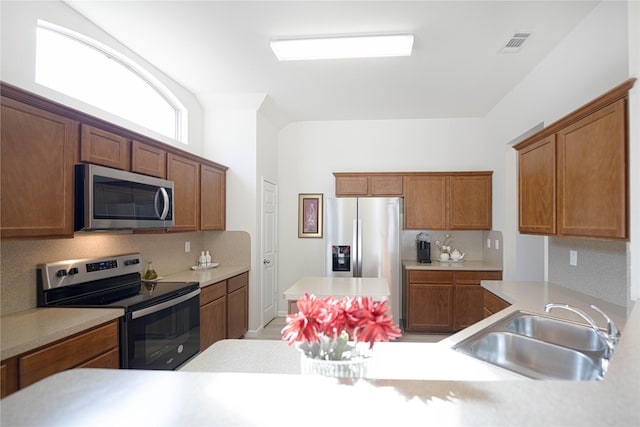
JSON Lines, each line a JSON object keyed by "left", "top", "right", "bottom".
{"left": 487, "top": 238, "right": 491, "bottom": 249}
{"left": 185, "top": 241, "right": 191, "bottom": 253}
{"left": 495, "top": 239, "right": 500, "bottom": 250}
{"left": 570, "top": 250, "right": 577, "bottom": 266}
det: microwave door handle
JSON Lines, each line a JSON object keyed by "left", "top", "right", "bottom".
{"left": 154, "top": 188, "right": 170, "bottom": 220}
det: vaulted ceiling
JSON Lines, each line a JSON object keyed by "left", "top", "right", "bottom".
{"left": 65, "top": 1, "right": 600, "bottom": 127}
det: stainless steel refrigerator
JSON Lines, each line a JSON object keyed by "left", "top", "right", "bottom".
{"left": 324, "top": 197, "right": 402, "bottom": 322}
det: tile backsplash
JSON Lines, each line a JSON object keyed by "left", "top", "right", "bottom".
{"left": 0, "top": 230, "right": 250, "bottom": 315}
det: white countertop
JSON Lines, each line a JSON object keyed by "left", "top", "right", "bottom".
{"left": 2, "top": 281, "right": 638, "bottom": 426}
{"left": 0, "top": 307, "right": 124, "bottom": 360}
{"left": 160, "top": 264, "right": 249, "bottom": 288}
{"left": 403, "top": 259, "right": 502, "bottom": 271}
{"left": 283, "top": 276, "right": 390, "bottom": 301}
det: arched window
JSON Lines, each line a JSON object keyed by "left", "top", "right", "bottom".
{"left": 35, "top": 20, "right": 187, "bottom": 143}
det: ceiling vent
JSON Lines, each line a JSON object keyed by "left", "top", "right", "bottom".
{"left": 501, "top": 32, "right": 532, "bottom": 53}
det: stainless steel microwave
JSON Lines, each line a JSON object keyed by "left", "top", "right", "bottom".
{"left": 75, "top": 164, "right": 174, "bottom": 231}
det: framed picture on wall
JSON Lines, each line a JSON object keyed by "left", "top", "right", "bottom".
{"left": 298, "top": 193, "right": 323, "bottom": 238}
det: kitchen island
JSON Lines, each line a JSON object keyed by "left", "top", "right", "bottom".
{"left": 1, "top": 282, "right": 638, "bottom": 426}
{"left": 283, "top": 276, "right": 390, "bottom": 313}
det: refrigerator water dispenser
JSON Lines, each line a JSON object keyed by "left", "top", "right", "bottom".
{"left": 332, "top": 245, "right": 351, "bottom": 272}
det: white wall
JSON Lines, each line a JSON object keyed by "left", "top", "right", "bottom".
{"left": 0, "top": 1, "right": 204, "bottom": 154}
{"left": 276, "top": 118, "right": 489, "bottom": 313}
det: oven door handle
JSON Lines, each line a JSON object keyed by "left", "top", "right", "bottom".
{"left": 131, "top": 288, "right": 200, "bottom": 319}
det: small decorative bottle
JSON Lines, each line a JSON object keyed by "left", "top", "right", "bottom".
{"left": 143, "top": 261, "right": 158, "bottom": 280}
{"left": 205, "top": 251, "right": 212, "bottom": 267}
{"left": 198, "top": 251, "right": 207, "bottom": 267}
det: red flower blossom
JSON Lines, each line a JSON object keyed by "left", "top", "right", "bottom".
{"left": 282, "top": 293, "right": 401, "bottom": 348}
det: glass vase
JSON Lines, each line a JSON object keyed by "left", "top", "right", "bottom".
{"left": 300, "top": 354, "right": 369, "bottom": 378}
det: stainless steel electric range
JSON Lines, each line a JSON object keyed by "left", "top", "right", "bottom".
{"left": 37, "top": 253, "right": 200, "bottom": 370}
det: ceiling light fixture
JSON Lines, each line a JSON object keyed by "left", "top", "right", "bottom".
{"left": 270, "top": 34, "right": 414, "bottom": 61}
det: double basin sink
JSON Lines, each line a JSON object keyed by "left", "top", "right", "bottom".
{"left": 453, "top": 311, "right": 608, "bottom": 380}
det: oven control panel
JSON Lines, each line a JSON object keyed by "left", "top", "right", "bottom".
{"left": 39, "top": 254, "right": 143, "bottom": 290}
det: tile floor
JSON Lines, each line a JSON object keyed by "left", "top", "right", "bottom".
{"left": 247, "top": 317, "right": 449, "bottom": 343}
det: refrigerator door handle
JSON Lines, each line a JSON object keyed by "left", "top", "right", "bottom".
{"left": 355, "top": 218, "right": 362, "bottom": 277}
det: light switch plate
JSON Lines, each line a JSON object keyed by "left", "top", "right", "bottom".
{"left": 185, "top": 241, "right": 191, "bottom": 253}
{"left": 495, "top": 239, "right": 500, "bottom": 250}
{"left": 570, "top": 250, "right": 577, "bottom": 266}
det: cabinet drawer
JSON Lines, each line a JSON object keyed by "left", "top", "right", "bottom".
{"left": 454, "top": 271, "right": 503, "bottom": 284}
{"left": 228, "top": 272, "right": 248, "bottom": 293}
{"left": 77, "top": 348, "right": 119, "bottom": 369}
{"left": 19, "top": 321, "right": 119, "bottom": 388}
{"left": 408, "top": 270, "right": 453, "bottom": 284}
{"left": 201, "top": 281, "right": 226, "bottom": 305}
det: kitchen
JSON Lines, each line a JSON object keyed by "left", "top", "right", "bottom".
{"left": 1, "top": 0, "right": 639, "bottom": 425}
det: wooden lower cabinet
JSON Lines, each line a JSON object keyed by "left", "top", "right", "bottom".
{"left": 405, "top": 269, "right": 502, "bottom": 333}
{"left": 454, "top": 271, "right": 503, "bottom": 330}
{"left": 1, "top": 320, "right": 119, "bottom": 398}
{"left": 483, "top": 290, "right": 511, "bottom": 318}
{"left": 227, "top": 273, "right": 249, "bottom": 339}
{"left": 200, "top": 281, "right": 227, "bottom": 351}
{"left": 405, "top": 270, "right": 454, "bottom": 332}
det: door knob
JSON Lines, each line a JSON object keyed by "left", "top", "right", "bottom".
{"left": 263, "top": 259, "right": 271, "bottom": 265}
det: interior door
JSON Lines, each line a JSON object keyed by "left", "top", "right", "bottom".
{"left": 261, "top": 179, "right": 277, "bottom": 323}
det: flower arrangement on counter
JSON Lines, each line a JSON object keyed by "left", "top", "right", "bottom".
{"left": 282, "top": 293, "right": 402, "bottom": 361}
{"left": 435, "top": 233, "right": 453, "bottom": 255}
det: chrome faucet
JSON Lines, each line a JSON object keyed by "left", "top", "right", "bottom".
{"left": 544, "top": 303, "right": 621, "bottom": 360}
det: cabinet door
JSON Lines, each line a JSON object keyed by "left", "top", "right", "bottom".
{"left": 131, "top": 140, "right": 166, "bottom": 178}
{"left": 453, "top": 271, "right": 502, "bottom": 330}
{"left": 167, "top": 154, "right": 200, "bottom": 232}
{"left": 404, "top": 175, "right": 447, "bottom": 229}
{"left": 201, "top": 296, "right": 227, "bottom": 351}
{"left": 369, "top": 175, "right": 404, "bottom": 196}
{"left": 483, "top": 289, "right": 511, "bottom": 317}
{"left": 1, "top": 98, "right": 78, "bottom": 239}
{"left": 335, "top": 175, "right": 368, "bottom": 196}
{"left": 80, "top": 124, "right": 130, "bottom": 170}
{"left": 227, "top": 286, "right": 248, "bottom": 339}
{"left": 449, "top": 174, "right": 492, "bottom": 230}
{"left": 406, "top": 284, "right": 453, "bottom": 332}
{"left": 557, "top": 99, "right": 627, "bottom": 239}
{"left": 1, "top": 358, "right": 18, "bottom": 398}
{"left": 518, "top": 135, "right": 556, "bottom": 235}
{"left": 201, "top": 164, "right": 226, "bottom": 230}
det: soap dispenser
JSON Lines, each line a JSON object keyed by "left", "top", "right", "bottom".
{"left": 205, "top": 251, "right": 212, "bottom": 267}
{"left": 198, "top": 251, "right": 207, "bottom": 267}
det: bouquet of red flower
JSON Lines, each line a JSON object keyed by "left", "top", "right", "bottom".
{"left": 281, "top": 293, "right": 402, "bottom": 361}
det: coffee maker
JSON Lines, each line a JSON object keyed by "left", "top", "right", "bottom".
{"left": 416, "top": 232, "right": 431, "bottom": 263}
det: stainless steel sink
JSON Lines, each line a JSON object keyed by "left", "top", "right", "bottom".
{"left": 504, "top": 314, "right": 606, "bottom": 352}
{"left": 458, "top": 331, "right": 602, "bottom": 380}
{"left": 453, "top": 310, "right": 607, "bottom": 380}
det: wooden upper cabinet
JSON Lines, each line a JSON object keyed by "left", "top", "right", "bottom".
{"left": 518, "top": 135, "right": 556, "bottom": 235}
{"left": 131, "top": 140, "right": 166, "bottom": 178}
{"left": 334, "top": 173, "right": 403, "bottom": 196}
{"left": 404, "top": 173, "right": 492, "bottom": 230}
{"left": 515, "top": 79, "right": 635, "bottom": 240}
{"left": 80, "top": 124, "right": 130, "bottom": 170}
{"left": 557, "top": 99, "right": 627, "bottom": 239}
{"left": 1, "top": 97, "right": 78, "bottom": 239}
{"left": 200, "top": 164, "right": 226, "bottom": 230}
{"left": 370, "top": 175, "right": 403, "bottom": 196}
{"left": 404, "top": 175, "right": 448, "bottom": 229}
{"left": 449, "top": 174, "right": 492, "bottom": 230}
{"left": 167, "top": 153, "right": 200, "bottom": 232}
